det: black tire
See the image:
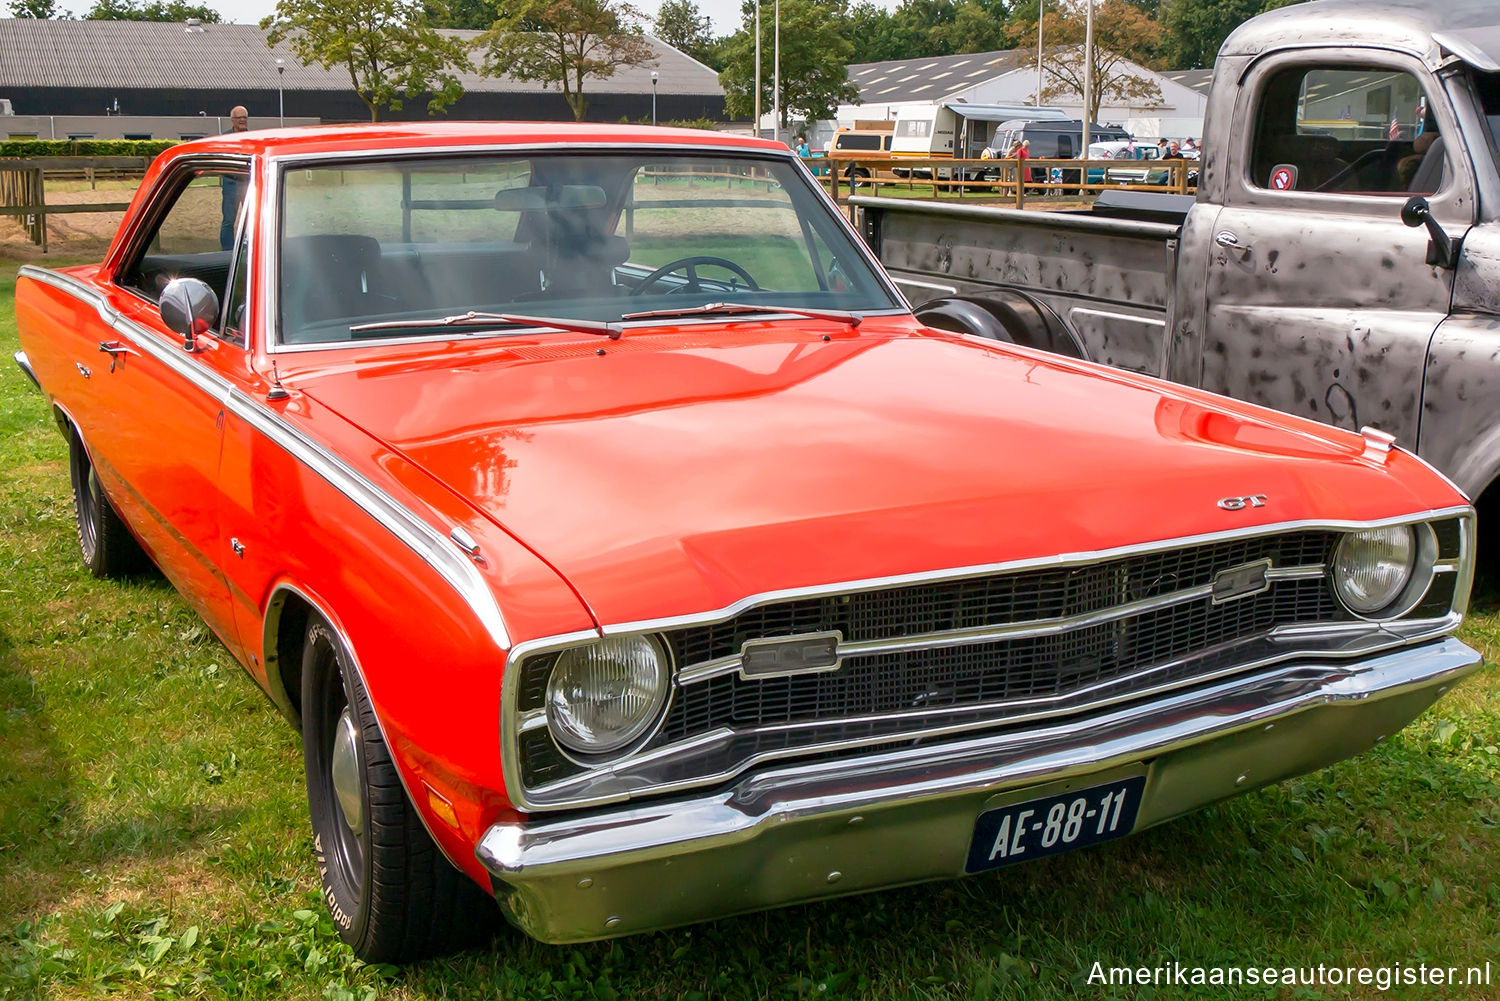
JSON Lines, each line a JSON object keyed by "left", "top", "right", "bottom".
{"left": 301, "top": 615, "right": 498, "bottom": 962}
{"left": 68, "top": 427, "right": 148, "bottom": 578}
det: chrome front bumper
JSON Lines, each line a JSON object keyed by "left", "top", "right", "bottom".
{"left": 13, "top": 350, "right": 40, "bottom": 391}
{"left": 477, "top": 637, "right": 1481, "bottom": 943}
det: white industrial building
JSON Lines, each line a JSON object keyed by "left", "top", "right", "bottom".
{"left": 838, "top": 46, "right": 1208, "bottom": 141}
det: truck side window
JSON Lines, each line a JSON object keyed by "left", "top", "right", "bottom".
{"left": 119, "top": 168, "right": 250, "bottom": 306}
{"left": 1250, "top": 66, "right": 1443, "bottom": 195}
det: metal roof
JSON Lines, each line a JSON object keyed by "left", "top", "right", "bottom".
{"left": 941, "top": 102, "right": 1069, "bottom": 123}
{"left": 0, "top": 20, "right": 720, "bottom": 96}
{"left": 847, "top": 48, "right": 1032, "bottom": 105}
{"left": 1159, "top": 69, "right": 1212, "bottom": 96}
{"left": 1221, "top": 0, "right": 1500, "bottom": 72}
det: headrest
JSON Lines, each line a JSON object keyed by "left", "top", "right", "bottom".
{"left": 282, "top": 233, "right": 381, "bottom": 271}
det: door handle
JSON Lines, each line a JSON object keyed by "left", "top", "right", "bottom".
{"left": 97, "top": 340, "right": 138, "bottom": 373}
{"left": 1215, "top": 231, "right": 1248, "bottom": 250}
{"left": 75, "top": 362, "right": 91, "bottom": 379}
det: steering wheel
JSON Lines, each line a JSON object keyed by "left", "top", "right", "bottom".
{"left": 630, "top": 255, "right": 760, "bottom": 296}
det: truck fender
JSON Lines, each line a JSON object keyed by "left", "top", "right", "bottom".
{"left": 914, "top": 292, "right": 1086, "bottom": 359}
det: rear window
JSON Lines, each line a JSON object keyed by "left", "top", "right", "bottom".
{"left": 835, "top": 134, "right": 885, "bottom": 151}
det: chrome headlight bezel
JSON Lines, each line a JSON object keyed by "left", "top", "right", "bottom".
{"left": 544, "top": 634, "right": 672, "bottom": 757}
{"left": 1331, "top": 523, "right": 1437, "bottom": 619}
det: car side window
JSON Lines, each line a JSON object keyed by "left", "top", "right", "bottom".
{"left": 220, "top": 225, "right": 250, "bottom": 346}
{"left": 1250, "top": 65, "right": 1446, "bottom": 195}
{"left": 119, "top": 167, "right": 249, "bottom": 307}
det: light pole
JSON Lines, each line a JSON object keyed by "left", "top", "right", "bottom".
{"left": 1035, "top": 1, "right": 1043, "bottom": 107}
{"left": 276, "top": 58, "right": 285, "bottom": 127}
{"left": 651, "top": 70, "right": 658, "bottom": 125}
{"left": 773, "top": 0, "right": 780, "bottom": 146}
{"left": 1082, "top": 0, "right": 1093, "bottom": 155}
{"left": 754, "top": 1, "right": 761, "bottom": 138}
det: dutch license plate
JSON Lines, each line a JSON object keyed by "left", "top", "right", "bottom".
{"left": 965, "top": 775, "right": 1146, "bottom": 873}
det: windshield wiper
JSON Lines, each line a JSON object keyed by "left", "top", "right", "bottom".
{"left": 619, "top": 302, "right": 863, "bottom": 327}
{"left": 350, "top": 311, "right": 623, "bottom": 339}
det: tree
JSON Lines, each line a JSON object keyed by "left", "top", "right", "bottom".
{"left": 9, "top": 0, "right": 61, "bottom": 17}
{"left": 1016, "top": 0, "right": 1163, "bottom": 123}
{"left": 476, "top": 0, "right": 655, "bottom": 122}
{"left": 718, "top": 0, "right": 858, "bottom": 130}
{"left": 1158, "top": 0, "right": 1306, "bottom": 69}
{"left": 85, "top": 0, "right": 222, "bottom": 20}
{"left": 263, "top": 0, "right": 469, "bottom": 122}
{"left": 425, "top": 0, "right": 492, "bottom": 30}
{"left": 654, "top": 0, "right": 717, "bottom": 66}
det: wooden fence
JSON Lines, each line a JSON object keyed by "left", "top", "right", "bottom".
{"left": 0, "top": 157, "right": 149, "bottom": 251}
{"left": 811, "top": 155, "right": 1197, "bottom": 206}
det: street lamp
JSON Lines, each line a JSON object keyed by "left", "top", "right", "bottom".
{"left": 651, "top": 70, "right": 658, "bottom": 126}
{"left": 276, "top": 58, "right": 285, "bottom": 128}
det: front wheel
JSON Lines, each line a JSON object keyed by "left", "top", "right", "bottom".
{"left": 301, "top": 615, "right": 497, "bottom": 962}
{"left": 68, "top": 426, "right": 148, "bottom": 578}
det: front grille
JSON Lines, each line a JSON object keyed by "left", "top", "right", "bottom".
{"left": 660, "top": 577, "right": 1338, "bottom": 741}
{"left": 518, "top": 530, "right": 1360, "bottom": 792}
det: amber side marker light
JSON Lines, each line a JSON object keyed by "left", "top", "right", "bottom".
{"left": 424, "top": 785, "right": 461, "bottom": 830}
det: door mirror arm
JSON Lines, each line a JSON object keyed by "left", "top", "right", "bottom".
{"left": 1401, "top": 196, "right": 1460, "bottom": 270}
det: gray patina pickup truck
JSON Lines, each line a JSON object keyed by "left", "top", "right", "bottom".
{"left": 856, "top": 0, "right": 1500, "bottom": 553}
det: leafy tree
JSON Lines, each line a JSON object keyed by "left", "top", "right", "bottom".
{"left": 1016, "top": 0, "right": 1163, "bottom": 123}
{"left": 85, "top": 0, "right": 222, "bottom": 20}
{"left": 847, "top": 2, "right": 919, "bottom": 64}
{"left": 929, "top": 0, "right": 1013, "bottom": 55}
{"left": 718, "top": 0, "right": 858, "bottom": 130}
{"left": 654, "top": 0, "right": 718, "bottom": 66}
{"left": 263, "top": 0, "right": 469, "bottom": 122}
{"left": 476, "top": 0, "right": 655, "bottom": 121}
{"left": 9, "top": 0, "right": 61, "bottom": 17}
{"left": 424, "top": 0, "right": 492, "bottom": 29}
{"left": 1158, "top": 0, "right": 1305, "bottom": 69}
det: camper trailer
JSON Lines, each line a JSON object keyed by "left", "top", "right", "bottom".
{"left": 891, "top": 103, "right": 1068, "bottom": 179}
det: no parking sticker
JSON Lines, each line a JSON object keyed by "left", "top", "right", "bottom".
{"left": 1269, "top": 163, "right": 1298, "bottom": 190}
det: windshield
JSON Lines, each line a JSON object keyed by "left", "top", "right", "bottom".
{"left": 276, "top": 151, "right": 901, "bottom": 345}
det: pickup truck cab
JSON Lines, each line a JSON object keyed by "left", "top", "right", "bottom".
{"left": 857, "top": 0, "right": 1500, "bottom": 556}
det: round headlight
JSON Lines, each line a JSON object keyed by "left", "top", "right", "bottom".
{"left": 546, "top": 635, "right": 669, "bottom": 755}
{"left": 1333, "top": 525, "right": 1416, "bottom": 616}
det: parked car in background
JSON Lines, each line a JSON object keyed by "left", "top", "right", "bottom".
{"left": 1085, "top": 140, "right": 1165, "bottom": 186}
{"left": 13, "top": 121, "right": 1481, "bottom": 965}
{"left": 827, "top": 127, "right": 894, "bottom": 184}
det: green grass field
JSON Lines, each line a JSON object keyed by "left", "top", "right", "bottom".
{"left": 1, "top": 259, "right": 1496, "bottom": 1000}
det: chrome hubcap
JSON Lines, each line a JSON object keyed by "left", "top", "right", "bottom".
{"left": 330, "top": 708, "right": 363, "bottom": 836}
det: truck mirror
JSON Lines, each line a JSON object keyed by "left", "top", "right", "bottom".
{"left": 159, "top": 277, "right": 221, "bottom": 352}
{"left": 1400, "top": 195, "right": 1459, "bottom": 269}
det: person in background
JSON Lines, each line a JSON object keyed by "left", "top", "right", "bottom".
{"left": 795, "top": 135, "right": 810, "bottom": 158}
{"left": 220, "top": 106, "right": 249, "bottom": 250}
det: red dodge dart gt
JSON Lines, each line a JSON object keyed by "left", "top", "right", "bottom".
{"left": 13, "top": 123, "right": 1482, "bottom": 962}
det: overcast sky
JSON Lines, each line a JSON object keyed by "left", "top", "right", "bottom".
{"left": 65, "top": 1, "right": 901, "bottom": 37}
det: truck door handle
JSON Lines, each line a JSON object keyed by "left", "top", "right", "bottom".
{"left": 1215, "top": 231, "right": 1251, "bottom": 256}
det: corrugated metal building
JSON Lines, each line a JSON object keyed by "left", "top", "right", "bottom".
{"left": 0, "top": 19, "right": 725, "bottom": 124}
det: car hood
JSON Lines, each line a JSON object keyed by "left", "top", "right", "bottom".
{"left": 295, "top": 323, "right": 1447, "bottom": 630}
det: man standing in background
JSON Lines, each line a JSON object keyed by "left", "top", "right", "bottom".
{"left": 220, "top": 106, "right": 249, "bottom": 250}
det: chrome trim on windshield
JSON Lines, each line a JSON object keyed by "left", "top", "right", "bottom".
{"left": 16, "top": 265, "right": 511, "bottom": 651}
{"left": 500, "top": 507, "right": 1474, "bottom": 812}
{"left": 262, "top": 142, "right": 908, "bottom": 353}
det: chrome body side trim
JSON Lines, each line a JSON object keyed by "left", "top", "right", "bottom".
{"left": 500, "top": 508, "right": 1473, "bottom": 812}
{"left": 478, "top": 637, "right": 1482, "bottom": 943}
{"left": 13, "top": 349, "right": 40, "bottom": 390}
{"left": 16, "top": 265, "right": 511, "bottom": 651}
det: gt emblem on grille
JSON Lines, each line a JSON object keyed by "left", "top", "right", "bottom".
{"left": 740, "top": 631, "right": 843, "bottom": 680}
{"left": 1211, "top": 559, "right": 1272, "bottom": 604}
{"left": 1218, "top": 494, "right": 1268, "bottom": 510}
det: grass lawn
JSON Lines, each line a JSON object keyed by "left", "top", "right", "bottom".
{"left": 0, "top": 257, "right": 1496, "bottom": 1000}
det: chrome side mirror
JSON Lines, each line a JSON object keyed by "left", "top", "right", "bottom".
{"left": 159, "top": 277, "right": 220, "bottom": 351}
